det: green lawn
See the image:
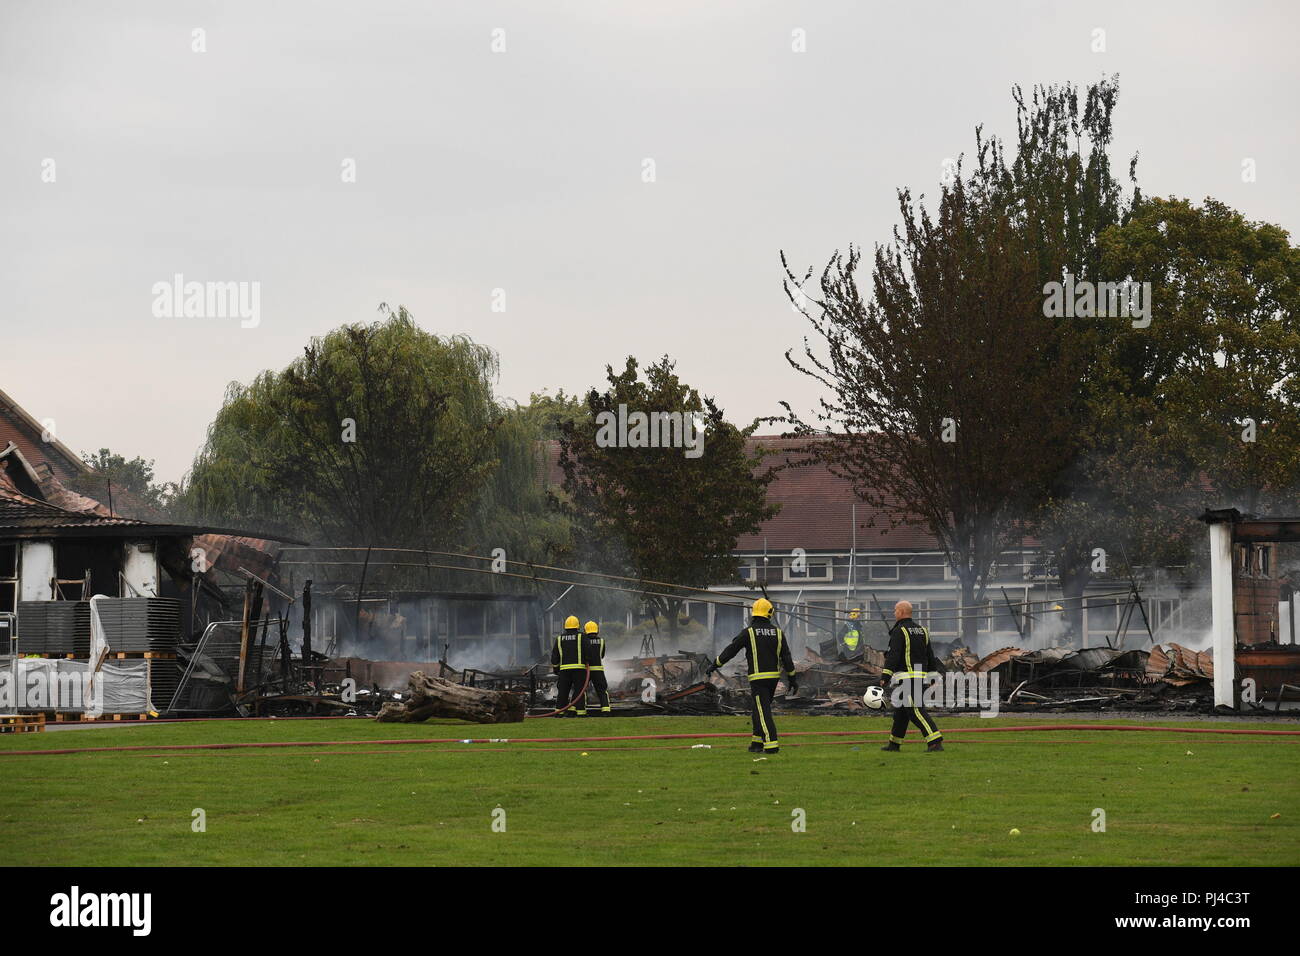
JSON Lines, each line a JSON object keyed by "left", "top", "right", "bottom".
{"left": 1, "top": 715, "right": 1297, "bottom": 866}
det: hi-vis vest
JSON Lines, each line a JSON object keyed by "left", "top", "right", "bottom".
{"left": 842, "top": 627, "right": 860, "bottom": 650}
{"left": 714, "top": 621, "right": 795, "bottom": 682}
{"left": 580, "top": 633, "right": 606, "bottom": 671}
{"left": 553, "top": 631, "right": 583, "bottom": 670}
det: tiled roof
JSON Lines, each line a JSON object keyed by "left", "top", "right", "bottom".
{"left": 0, "top": 467, "right": 150, "bottom": 530}
{"left": 542, "top": 435, "right": 948, "bottom": 552}
{"left": 737, "top": 437, "right": 939, "bottom": 551}
{"left": 0, "top": 388, "right": 88, "bottom": 483}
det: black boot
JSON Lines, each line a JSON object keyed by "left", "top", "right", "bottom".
{"left": 748, "top": 743, "right": 764, "bottom": 754}
{"left": 925, "top": 740, "right": 944, "bottom": 753}
{"left": 881, "top": 742, "right": 901, "bottom": 752}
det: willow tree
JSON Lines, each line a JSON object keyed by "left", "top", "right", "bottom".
{"left": 177, "top": 306, "right": 556, "bottom": 566}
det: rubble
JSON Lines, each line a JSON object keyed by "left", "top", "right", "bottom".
{"left": 1147, "top": 643, "right": 1214, "bottom": 686}
{"left": 593, "top": 640, "right": 1223, "bottom": 715}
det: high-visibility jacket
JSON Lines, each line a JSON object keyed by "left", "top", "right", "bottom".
{"left": 580, "top": 632, "right": 606, "bottom": 671}
{"left": 714, "top": 618, "right": 796, "bottom": 682}
{"left": 882, "top": 618, "right": 945, "bottom": 679}
{"left": 550, "top": 629, "right": 584, "bottom": 671}
{"left": 840, "top": 625, "right": 861, "bottom": 650}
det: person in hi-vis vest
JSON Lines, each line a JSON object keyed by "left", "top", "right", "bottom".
{"left": 838, "top": 608, "right": 863, "bottom": 657}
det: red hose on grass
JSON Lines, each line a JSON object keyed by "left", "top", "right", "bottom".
{"left": 3, "top": 722, "right": 1298, "bottom": 757}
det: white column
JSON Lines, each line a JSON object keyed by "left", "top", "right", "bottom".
{"left": 122, "top": 540, "right": 160, "bottom": 597}
{"left": 1208, "top": 521, "right": 1235, "bottom": 708}
{"left": 19, "top": 541, "right": 55, "bottom": 601}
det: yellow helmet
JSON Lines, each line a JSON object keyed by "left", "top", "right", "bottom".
{"left": 564, "top": 615, "right": 580, "bottom": 630}
{"left": 849, "top": 608, "right": 861, "bottom": 620}
{"left": 584, "top": 620, "right": 599, "bottom": 634}
{"left": 752, "top": 598, "right": 773, "bottom": 618}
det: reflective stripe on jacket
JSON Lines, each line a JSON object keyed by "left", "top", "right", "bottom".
{"left": 714, "top": 618, "right": 796, "bottom": 682}
{"left": 881, "top": 618, "right": 944, "bottom": 679}
{"left": 550, "top": 630, "right": 584, "bottom": 670}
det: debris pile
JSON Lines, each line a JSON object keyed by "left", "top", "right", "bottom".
{"left": 609, "top": 653, "right": 749, "bottom": 715}
{"left": 593, "top": 642, "right": 1218, "bottom": 715}
{"left": 997, "top": 643, "right": 1215, "bottom": 711}
{"left": 783, "top": 648, "right": 884, "bottom": 713}
{"left": 1147, "top": 644, "right": 1214, "bottom": 686}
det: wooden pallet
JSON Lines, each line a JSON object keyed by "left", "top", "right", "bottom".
{"left": 69, "top": 712, "right": 154, "bottom": 723}
{"left": 0, "top": 713, "right": 46, "bottom": 733}
{"left": 24, "top": 711, "right": 154, "bottom": 723}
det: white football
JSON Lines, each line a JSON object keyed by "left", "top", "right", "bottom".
{"left": 863, "top": 685, "right": 885, "bottom": 710}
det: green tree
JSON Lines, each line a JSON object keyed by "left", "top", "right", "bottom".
{"left": 1104, "top": 196, "right": 1300, "bottom": 514}
{"left": 556, "top": 357, "right": 778, "bottom": 636}
{"left": 176, "top": 306, "right": 559, "bottom": 566}
{"left": 71, "top": 448, "right": 175, "bottom": 516}
{"left": 516, "top": 389, "right": 587, "bottom": 440}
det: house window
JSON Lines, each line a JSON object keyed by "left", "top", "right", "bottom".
{"left": 1149, "top": 598, "right": 1181, "bottom": 634}
{"left": 1023, "top": 554, "right": 1057, "bottom": 580}
{"left": 992, "top": 595, "right": 1025, "bottom": 633}
{"left": 737, "top": 558, "right": 757, "bottom": 582}
{"left": 455, "top": 602, "right": 486, "bottom": 637}
{"left": 924, "top": 599, "right": 959, "bottom": 635}
{"left": 784, "top": 556, "right": 833, "bottom": 582}
{"left": 868, "top": 557, "right": 899, "bottom": 581}
{"left": 486, "top": 601, "right": 514, "bottom": 635}
{"left": 1086, "top": 597, "right": 1118, "bottom": 638}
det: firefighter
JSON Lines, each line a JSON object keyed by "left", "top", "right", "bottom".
{"left": 550, "top": 615, "right": 585, "bottom": 717}
{"left": 580, "top": 620, "right": 610, "bottom": 715}
{"left": 707, "top": 598, "right": 798, "bottom": 754}
{"left": 878, "top": 600, "right": 945, "bottom": 752}
{"left": 838, "top": 608, "right": 863, "bottom": 657}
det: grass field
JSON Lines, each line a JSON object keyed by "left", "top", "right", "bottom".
{"left": 1, "top": 714, "right": 1297, "bottom": 866}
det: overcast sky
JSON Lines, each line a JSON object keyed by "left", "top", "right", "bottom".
{"left": 3, "top": 0, "right": 1297, "bottom": 483}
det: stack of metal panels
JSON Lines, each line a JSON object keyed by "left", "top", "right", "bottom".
{"left": 90, "top": 598, "right": 182, "bottom": 653}
{"left": 15, "top": 601, "right": 90, "bottom": 655}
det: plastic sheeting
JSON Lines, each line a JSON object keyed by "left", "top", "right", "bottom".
{"left": 0, "top": 657, "right": 151, "bottom": 713}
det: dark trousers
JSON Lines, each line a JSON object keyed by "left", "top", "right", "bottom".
{"left": 750, "top": 678, "right": 779, "bottom": 750}
{"left": 889, "top": 704, "right": 942, "bottom": 745}
{"left": 583, "top": 670, "right": 610, "bottom": 714}
{"left": 555, "top": 670, "right": 585, "bottom": 716}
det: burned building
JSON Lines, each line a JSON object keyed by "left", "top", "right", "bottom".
{"left": 0, "top": 388, "right": 296, "bottom": 718}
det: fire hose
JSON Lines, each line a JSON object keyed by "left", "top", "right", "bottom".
{"left": 4, "top": 722, "right": 1299, "bottom": 758}
{"left": 525, "top": 665, "right": 591, "bottom": 719}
